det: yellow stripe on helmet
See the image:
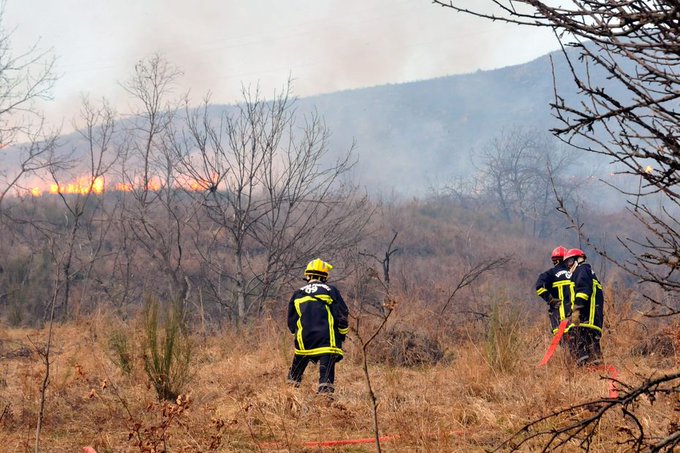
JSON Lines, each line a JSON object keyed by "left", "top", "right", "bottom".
{"left": 305, "top": 258, "right": 333, "bottom": 278}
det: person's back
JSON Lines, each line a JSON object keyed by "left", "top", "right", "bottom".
{"left": 288, "top": 280, "right": 347, "bottom": 357}
{"left": 287, "top": 258, "right": 349, "bottom": 394}
{"left": 564, "top": 248, "right": 604, "bottom": 366}
{"left": 570, "top": 262, "right": 604, "bottom": 334}
{"left": 535, "top": 246, "right": 574, "bottom": 333}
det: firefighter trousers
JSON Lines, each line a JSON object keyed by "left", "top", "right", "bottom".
{"left": 566, "top": 327, "right": 603, "bottom": 366}
{"left": 288, "top": 354, "right": 337, "bottom": 393}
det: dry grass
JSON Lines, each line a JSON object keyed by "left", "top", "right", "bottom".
{"left": 0, "top": 309, "right": 677, "bottom": 452}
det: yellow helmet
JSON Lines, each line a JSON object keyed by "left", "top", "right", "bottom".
{"left": 304, "top": 258, "right": 333, "bottom": 280}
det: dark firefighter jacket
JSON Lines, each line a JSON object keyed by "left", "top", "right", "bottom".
{"left": 535, "top": 261, "right": 574, "bottom": 333}
{"left": 287, "top": 281, "right": 349, "bottom": 358}
{"left": 571, "top": 263, "right": 604, "bottom": 334}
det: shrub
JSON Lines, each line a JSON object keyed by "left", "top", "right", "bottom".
{"left": 108, "top": 329, "right": 133, "bottom": 376}
{"left": 485, "top": 302, "right": 523, "bottom": 373}
{"left": 142, "top": 295, "right": 193, "bottom": 401}
{"left": 630, "top": 331, "right": 676, "bottom": 358}
{"left": 370, "top": 329, "right": 444, "bottom": 367}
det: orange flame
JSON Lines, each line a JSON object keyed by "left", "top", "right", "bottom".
{"left": 27, "top": 174, "right": 215, "bottom": 197}
{"left": 49, "top": 176, "right": 105, "bottom": 195}
{"left": 176, "top": 175, "right": 216, "bottom": 192}
{"left": 115, "top": 182, "right": 134, "bottom": 192}
{"left": 146, "top": 179, "right": 162, "bottom": 192}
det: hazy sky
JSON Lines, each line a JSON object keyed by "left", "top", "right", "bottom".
{"left": 5, "top": 0, "right": 559, "bottom": 131}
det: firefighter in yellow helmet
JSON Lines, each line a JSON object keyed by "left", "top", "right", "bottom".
{"left": 287, "top": 258, "right": 349, "bottom": 394}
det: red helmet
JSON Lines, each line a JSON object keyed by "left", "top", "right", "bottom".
{"left": 564, "top": 248, "right": 586, "bottom": 260}
{"left": 551, "top": 246, "right": 567, "bottom": 261}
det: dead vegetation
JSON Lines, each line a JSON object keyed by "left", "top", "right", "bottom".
{"left": 0, "top": 298, "right": 675, "bottom": 452}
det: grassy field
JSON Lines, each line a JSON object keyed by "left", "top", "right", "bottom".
{"left": 0, "top": 308, "right": 676, "bottom": 452}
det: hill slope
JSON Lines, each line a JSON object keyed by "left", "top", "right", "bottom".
{"left": 297, "top": 48, "right": 612, "bottom": 194}
{"left": 5, "top": 47, "right": 622, "bottom": 197}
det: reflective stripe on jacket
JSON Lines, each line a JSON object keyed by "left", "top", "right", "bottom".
{"left": 571, "top": 263, "right": 604, "bottom": 334}
{"left": 287, "top": 282, "right": 349, "bottom": 357}
{"left": 535, "top": 262, "right": 574, "bottom": 333}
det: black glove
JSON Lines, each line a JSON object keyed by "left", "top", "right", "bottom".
{"left": 547, "top": 297, "right": 560, "bottom": 309}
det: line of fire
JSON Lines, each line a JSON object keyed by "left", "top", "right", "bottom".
{"left": 24, "top": 175, "right": 215, "bottom": 197}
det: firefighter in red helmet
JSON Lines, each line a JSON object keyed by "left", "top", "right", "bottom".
{"left": 287, "top": 258, "right": 349, "bottom": 394}
{"left": 534, "top": 246, "right": 574, "bottom": 335}
{"left": 563, "top": 248, "right": 604, "bottom": 366}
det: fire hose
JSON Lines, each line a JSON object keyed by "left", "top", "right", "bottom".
{"left": 538, "top": 319, "right": 618, "bottom": 398}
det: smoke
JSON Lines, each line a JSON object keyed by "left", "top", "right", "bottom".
{"left": 4, "top": 0, "right": 559, "bottom": 132}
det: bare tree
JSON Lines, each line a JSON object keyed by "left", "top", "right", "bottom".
{"left": 436, "top": 256, "right": 510, "bottom": 332}
{"left": 32, "top": 237, "right": 62, "bottom": 453}
{"left": 492, "top": 371, "right": 680, "bottom": 452}
{"left": 0, "top": 3, "right": 58, "bottom": 210}
{"left": 170, "top": 83, "right": 371, "bottom": 325}
{"left": 42, "top": 97, "right": 118, "bottom": 319}
{"left": 115, "top": 54, "right": 194, "bottom": 311}
{"left": 350, "top": 266, "right": 395, "bottom": 453}
{"left": 0, "top": 1, "right": 61, "bottom": 327}
{"left": 0, "top": 0, "right": 57, "bottom": 328}
{"left": 477, "top": 128, "right": 575, "bottom": 236}
{"left": 434, "top": 1, "right": 680, "bottom": 449}
{"left": 361, "top": 230, "right": 400, "bottom": 286}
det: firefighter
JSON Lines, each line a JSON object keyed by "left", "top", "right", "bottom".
{"left": 563, "top": 248, "right": 604, "bottom": 366}
{"left": 287, "top": 258, "right": 349, "bottom": 394}
{"left": 534, "top": 246, "right": 574, "bottom": 334}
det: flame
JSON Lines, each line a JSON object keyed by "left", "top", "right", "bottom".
{"left": 116, "top": 177, "right": 163, "bottom": 192}
{"left": 146, "top": 178, "right": 162, "bottom": 192}
{"left": 176, "top": 175, "right": 215, "bottom": 192}
{"left": 92, "top": 177, "right": 104, "bottom": 194}
{"left": 115, "top": 182, "right": 134, "bottom": 192}
{"left": 645, "top": 165, "right": 653, "bottom": 174}
{"left": 49, "top": 176, "right": 105, "bottom": 195}
{"left": 27, "top": 174, "right": 216, "bottom": 197}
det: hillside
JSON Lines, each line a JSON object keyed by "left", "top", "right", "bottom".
{"left": 301, "top": 59, "right": 559, "bottom": 193}
{"left": 296, "top": 47, "right": 622, "bottom": 194}
{"left": 3, "top": 47, "right": 623, "bottom": 199}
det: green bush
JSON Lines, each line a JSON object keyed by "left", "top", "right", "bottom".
{"left": 142, "top": 296, "right": 193, "bottom": 401}
{"left": 108, "top": 329, "right": 133, "bottom": 376}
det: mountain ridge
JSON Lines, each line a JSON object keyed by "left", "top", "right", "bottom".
{"left": 294, "top": 49, "right": 593, "bottom": 194}
{"left": 6, "top": 48, "right": 619, "bottom": 197}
